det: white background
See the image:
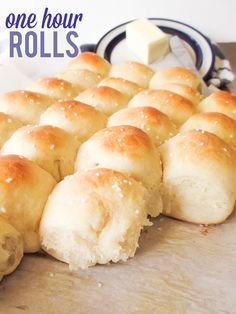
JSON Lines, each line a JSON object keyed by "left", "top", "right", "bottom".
{"left": 0, "top": 0, "right": 236, "bottom": 44}
{"left": 0, "top": 0, "right": 235, "bottom": 93}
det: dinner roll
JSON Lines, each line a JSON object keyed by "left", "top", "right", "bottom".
{"left": 0, "top": 113, "right": 23, "bottom": 148}
{"left": 99, "top": 77, "right": 143, "bottom": 100}
{"left": 40, "top": 168, "right": 151, "bottom": 269}
{"left": 0, "top": 90, "right": 55, "bottom": 124}
{"left": 159, "top": 130, "right": 236, "bottom": 224}
{"left": 128, "top": 89, "right": 197, "bottom": 125}
{"left": 56, "top": 69, "right": 102, "bottom": 90}
{"left": 198, "top": 91, "right": 236, "bottom": 121}
{"left": 75, "top": 86, "right": 128, "bottom": 116}
{"left": 154, "top": 83, "right": 203, "bottom": 105}
{"left": 0, "top": 155, "right": 56, "bottom": 252}
{"left": 40, "top": 100, "right": 107, "bottom": 142}
{"left": 180, "top": 112, "right": 236, "bottom": 150}
{"left": 75, "top": 126, "right": 162, "bottom": 217}
{"left": 1, "top": 125, "right": 79, "bottom": 182}
{"left": 108, "top": 106, "right": 177, "bottom": 147}
{"left": 109, "top": 61, "right": 154, "bottom": 88}
{"left": 0, "top": 217, "right": 24, "bottom": 279}
{"left": 66, "top": 52, "right": 111, "bottom": 77}
{"left": 27, "top": 77, "right": 80, "bottom": 100}
{"left": 150, "top": 67, "right": 201, "bottom": 90}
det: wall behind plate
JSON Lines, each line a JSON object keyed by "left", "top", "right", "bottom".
{"left": 0, "top": 0, "right": 236, "bottom": 43}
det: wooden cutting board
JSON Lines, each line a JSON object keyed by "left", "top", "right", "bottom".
{"left": 0, "top": 211, "right": 235, "bottom": 314}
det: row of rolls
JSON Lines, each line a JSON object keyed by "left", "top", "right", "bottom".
{"left": 1, "top": 52, "right": 236, "bottom": 276}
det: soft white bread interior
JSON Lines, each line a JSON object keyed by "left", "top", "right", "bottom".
{"left": 75, "top": 86, "right": 128, "bottom": 116}
{"left": 109, "top": 61, "right": 154, "bottom": 88}
{"left": 1, "top": 125, "right": 80, "bottom": 182}
{"left": 75, "top": 125, "right": 162, "bottom": 217}
{"left": 0, "top": 155, "right": 56, "bottom": 252}
{"left": 0, "top": 113, "right": 23, "bottom": 149}
{"left": 66, "top": 52, "right": 111, "bottom": 78}
{"left": 198, "top": 91, "right": 236, "bottom": 121}
{"left": 27, "top": 77, "right": 80, "bottom": 100}
{"left": 39, "top": 100, "right": 107, "bottom": 142}
{"left": 0, "top": 217, "right": 24, "bottom": 279}
{"left": 56, "top": 69, "right": 102, "bottom": 91}
{"left": 40, "top": 168, "right": 151, "bottom": 269}
{"left": 152, "top": 83, "right": 203, "bottom": 105}
{"left": 128, "top": 89, "right": 197, "bottom": 125}
{"left": 0, "top": 90, "right": 56, "bottom": 124}
{"left": 99, "top": 77, "right": 143, "bottom": 100}
{"left": 149, "top": 66, "right": 201, "bottom": 90}
{"left": 108, "top": 106, "right": 178, "bottom": 147}
{"left": 159, "top": 130, "right": 236, "bottom": 224}
{"left": 180, "top": 112, "right": 236, "bottom": 150}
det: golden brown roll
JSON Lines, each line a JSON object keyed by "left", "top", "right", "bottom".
{"left": 99, "top": 77, "right": 143, "bottom": 100}
{"left": 66, "top": 52, "right": 111, "bottom": 77}
{"left": 109, "top": 61, "right": 154, "bottom": 88}
{"left": 154, "top": 83, "right": 203, "bottom": 105}
{"left": 128, "top": 89, "right": 197, "bottom": 125}
{"left": 150, "top": 67, "right": 201, "bottom": 90}
{"left": 0, "top": 155, "right": 56, "bottom": 252}
{"left": 1, "top": 125, "right": 80, "bottom": 182}
{"left": 198, "top": 91, "right": 236, "bottom": 121}
{"left": 27, "top": 77, "right": 80, "bottom": 100}
{"left": 75, "top": 125, "right": 162, "bottom": 217}
{"left": 40, "top": 168, "right": 151, "bottom": 269}
{"left": 160, "top": 130, "right": 236, "bottom": 224}
{"left": 56, "top": 69, "right": 102, "bottom": 91}
{"left": 75, "top": 86, "right": 128, "bottom": 116}
{"left": 40, "top": 100, "right": 107, "bottom": 142}
{"left": 180, "top": 112, "right": 236, "bottom": 150}
{"left": 108, "top": 106, "right": 177, "bottom": 147}
{"left": 0, "top": 113, "right": 23, "bottom": 148}
{"left": 0, "top": 217, "right": 24, "bottom": 279}
{"left": 0, "top": 90, "right": 55, "bottom": 125}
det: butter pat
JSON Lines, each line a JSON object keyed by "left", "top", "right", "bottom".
{"left": 126, "top": 19, "right": 169, "bottom": 64}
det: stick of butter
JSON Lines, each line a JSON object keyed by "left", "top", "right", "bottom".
{"left": 126, "top": 19, "right": 169, "bottom": 64}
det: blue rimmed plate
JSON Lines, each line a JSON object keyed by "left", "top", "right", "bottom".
{"left": 83, "top": 18, "right": 215, "bottom": 80}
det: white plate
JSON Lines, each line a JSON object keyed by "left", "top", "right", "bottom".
{"left": 93, "top": 18, "right": 215, "bottom": 80}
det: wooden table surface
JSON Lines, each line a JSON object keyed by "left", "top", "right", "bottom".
{"left": 0, "top": 43, "right": 236, "bottom": 314}
{"left": 221, "top": 43, "right": 236, "bottom": 92}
